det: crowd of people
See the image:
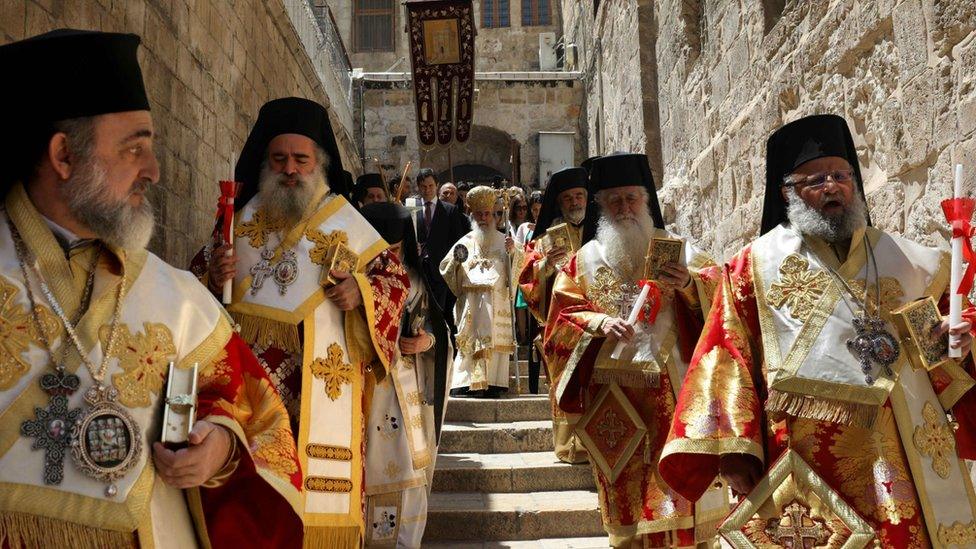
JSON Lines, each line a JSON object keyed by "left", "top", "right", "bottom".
{"left": 3, "top": 27, "right": 976, "bottom": 549}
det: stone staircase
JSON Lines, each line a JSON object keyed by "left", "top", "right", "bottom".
{"left": 423, "top": 359, "right": 608, "bottom": 548}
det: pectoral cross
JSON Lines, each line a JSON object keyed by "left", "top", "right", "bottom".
{"left": 766, "top": 502, "right": 829, "bottom": 548}
{"left": 250, "top": 248, "right": 275, "bottom": 295}
{"left": 21, "top": 371, "right": 83, "bottom": 485}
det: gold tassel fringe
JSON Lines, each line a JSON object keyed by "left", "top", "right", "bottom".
{"left": 0, "top": 511, "right": 135, "bottom": 549}
{"left": 765, "top": 389, "right": 879, "bottom": 429}
{"left": 231, "top": 311, "right": 301, "bottom": 354}
{"left": 592, "top": 368, "right": 660, "bottom": 388}
{"left": 303, "top": 525, "right": 362, "bottom": 549}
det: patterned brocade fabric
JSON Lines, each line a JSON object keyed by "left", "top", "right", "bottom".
{"left": 657, "top": 246, "right": 976, "bottom": 548}
{"left": 543, "top": 251, "right": 711, "bottom": 545}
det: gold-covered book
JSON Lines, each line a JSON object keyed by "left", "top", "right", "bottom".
{"left": 891, "top": 296, "right": 948, "bottom": 371}
{"left": 645, "top": 237, "right": 683, "bottom": 281}
{"left": 318, "top": 241, "right": 360, "bottom": 287}
{"left": 541, "top": 222, "right": 577, "bottom": 269}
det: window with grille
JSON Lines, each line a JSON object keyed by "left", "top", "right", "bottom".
{"left": 482, "top": 0, "right": 510, "bottom": 28}
{"left": 521, "top": 0, "right": 551, "bottom": 26}
{"left": 354, "top": 0, "right": 395, "bottom": 52}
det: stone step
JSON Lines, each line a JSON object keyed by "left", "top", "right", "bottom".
{"left": 424, "top": 490, "right": 604, "bottom": 541}
{"left": 423, "top": 537, "right": 610, "bottom": 548}
{"left": 509, "top": 375, "right": 550, "bottom": 394}
{"left": 440, "top": 420, "right": 554, "bottom": 454}
{"left": 445, "top": 394, "right": 552, "bottom": 423}
{"left": 432, "top": 451, "right": 595, "bottom": 492}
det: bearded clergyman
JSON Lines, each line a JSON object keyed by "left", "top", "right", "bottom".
{"left": 0, "top": 30, "right": 304, "bottom": 547}
{"left": 518, "top": 166, "right": 596, "bottom": 464}
{"left": 440, "top": 186, "right": 515, "bottom": 398}
{"left": 544, "top": 153, "right": 726, "bottom": 547}
{"left": 194, "top": 97, "right": 408, "bottom": 546}
{"left": 660, "top": 114, "right": 976, "bottom": 547}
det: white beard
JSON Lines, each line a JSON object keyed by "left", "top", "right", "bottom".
{"left": 63, "top": 157, "right": 155, "bottom": 251}
{"left": 471, "top": 219, "right": 505, "bottom": 252}
{"left": 786, "top": 186, "right": 867, "bottom": 243}
{"left": 257, "top": 162, "right": 329, "bottom": 226}
{"left": 595, "top": 206, "right": 655, "bottom": 282}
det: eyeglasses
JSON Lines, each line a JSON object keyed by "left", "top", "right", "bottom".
{"left": 783, "top": 169, "right": 855, "bottom": 189}
{"left": 514, "top": 206, "right": 527, "bottom": 211}
{"left": 493, "top": 211, "right": 504, "bottom": 217}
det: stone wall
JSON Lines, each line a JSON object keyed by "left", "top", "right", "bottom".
{"left": 1, "top": 0, "right": 359, "bottom": 268}
{"left": 561, "top": 0, "right": 663, "bottom": 180}
{"left": 329, "top": 0, "right": 563, "bottom": 72}
{"left": 569, "top": 0, "right": 976, "bottom": 260}
{"left": 362, "top": 78, "right": 584, "bottom": 188}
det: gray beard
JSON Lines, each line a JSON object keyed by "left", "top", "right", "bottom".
{"left": 257, "top": 162, "right": 328, "bottom": 226}
{"left": 595, "top": 206, "right": 654, "bottom": 282}
{"left": 63, "top": 159, "right": 155, "bottom": 251}
{"left": 785, "top": 186, "right": 867, "bottom": 243}
{"left": 471, "top": 219, "right": 504, "bottom": 251}
{"left": 562, "top": 206, "right": 585, "bottom": 225}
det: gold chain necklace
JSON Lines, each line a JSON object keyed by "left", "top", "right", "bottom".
{"left": 9, "top": 219, "right": 142, "bottom": 497}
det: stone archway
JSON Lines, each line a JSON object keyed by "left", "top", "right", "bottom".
{"left": 435, "top": 163, "right": 506, "bottom": 185}
{"left": 421, "top": 125, "right": 518, "bottom": 183}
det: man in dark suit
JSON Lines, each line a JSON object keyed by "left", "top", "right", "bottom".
{"left": 416, "top": 168, "right": 469, "bottom": 327}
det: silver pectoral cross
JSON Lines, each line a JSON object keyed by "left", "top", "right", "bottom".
{"left": 250, "top": 248, "right": 276, "bottom": 295}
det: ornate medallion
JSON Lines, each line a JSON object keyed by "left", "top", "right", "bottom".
{"left": 250, "top": 248, "right": 300, "bottom": 296}
{"left": 846, "top": 314, "right": 900, "bottom": 384}
{"left": 272, "top": 250, "right": 299, "bottom": 294}
{"left": 21, "top": 371, "right": 82, "bottom": 485}
{"left": 70, "top": 384, "right": 142, "bottom": 497}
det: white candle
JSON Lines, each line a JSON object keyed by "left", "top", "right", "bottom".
{"left": 949, "top": 163, "right": 964, "bottom": 357}
{"left": 610, "top": 283, "right": 652, "bottom": 360}
{"left": 222, "top": 152, "right": 237, "bottom": 305}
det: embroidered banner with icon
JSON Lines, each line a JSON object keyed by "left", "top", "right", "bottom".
{"left": 405, "top": 0, "right": 476, "bottom": 146}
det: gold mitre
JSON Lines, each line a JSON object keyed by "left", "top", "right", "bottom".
{"left": 466, "top": 186, "right": 499, "bottom": 211}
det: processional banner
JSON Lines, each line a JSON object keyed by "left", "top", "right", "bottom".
{"left": 405, "top": 0, "right": 476, "bottom": 146}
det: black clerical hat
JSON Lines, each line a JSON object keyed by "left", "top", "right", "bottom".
{"left": 587, "top": 152, "right": 665, "bottom": 229}
{"left": 533, "top": 167, "right": 589, "bottom": 241}
{"left": 359, "top": 201, "right": 420, "bottom": 273}
{"left": 580, "top": 155, "right": 600, "bottom": 174}
{"left": 235, "top": 97, "right": 348, "bottom": 209}
{"left": 353, "top": 173, "right": 387, "bottom": 204}
{"left": 0, "top": 29, "right": 150, "bottom": 122}
{"left": 760, "top": 113, "right": 871, "bottom": 235}
{"left": 0, "top": 29, "right": 150, "bottom": 189}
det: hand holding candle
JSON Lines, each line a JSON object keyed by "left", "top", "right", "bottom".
{"left": 218, "top": 154, "right": 241, "bottom": 305}
{"left": 942, "top": 163, "right": 975, "bottom": 358}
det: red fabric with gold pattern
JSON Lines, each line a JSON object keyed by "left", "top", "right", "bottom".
{"left": 517, "top": 241, "right": 551, "bottom": 323}
{"left": 198, "top": 332, "right": 304, "bottom": 549}
{"left": 363, "top": 249, "right": 409, "bottom": 370}
{"left": 658, "top": 246, "right": 976, "bottom": 548}
{"left": 543, "top": 252, "right": 706, "bottom": 543}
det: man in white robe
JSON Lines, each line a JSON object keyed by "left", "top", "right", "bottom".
{"left": 440, "top": 186, "right": 515, "bottom": 398}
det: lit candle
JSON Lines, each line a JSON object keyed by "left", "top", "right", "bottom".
{"left": 950, "top": 163, "right": 963, "bottom": 357}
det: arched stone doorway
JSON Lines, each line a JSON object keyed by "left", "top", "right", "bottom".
{"left": 421, "top": 125, "right": 519, "bottom": 184}
{"left": 435, "top": 164, "right": 505, "bottom": 185}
